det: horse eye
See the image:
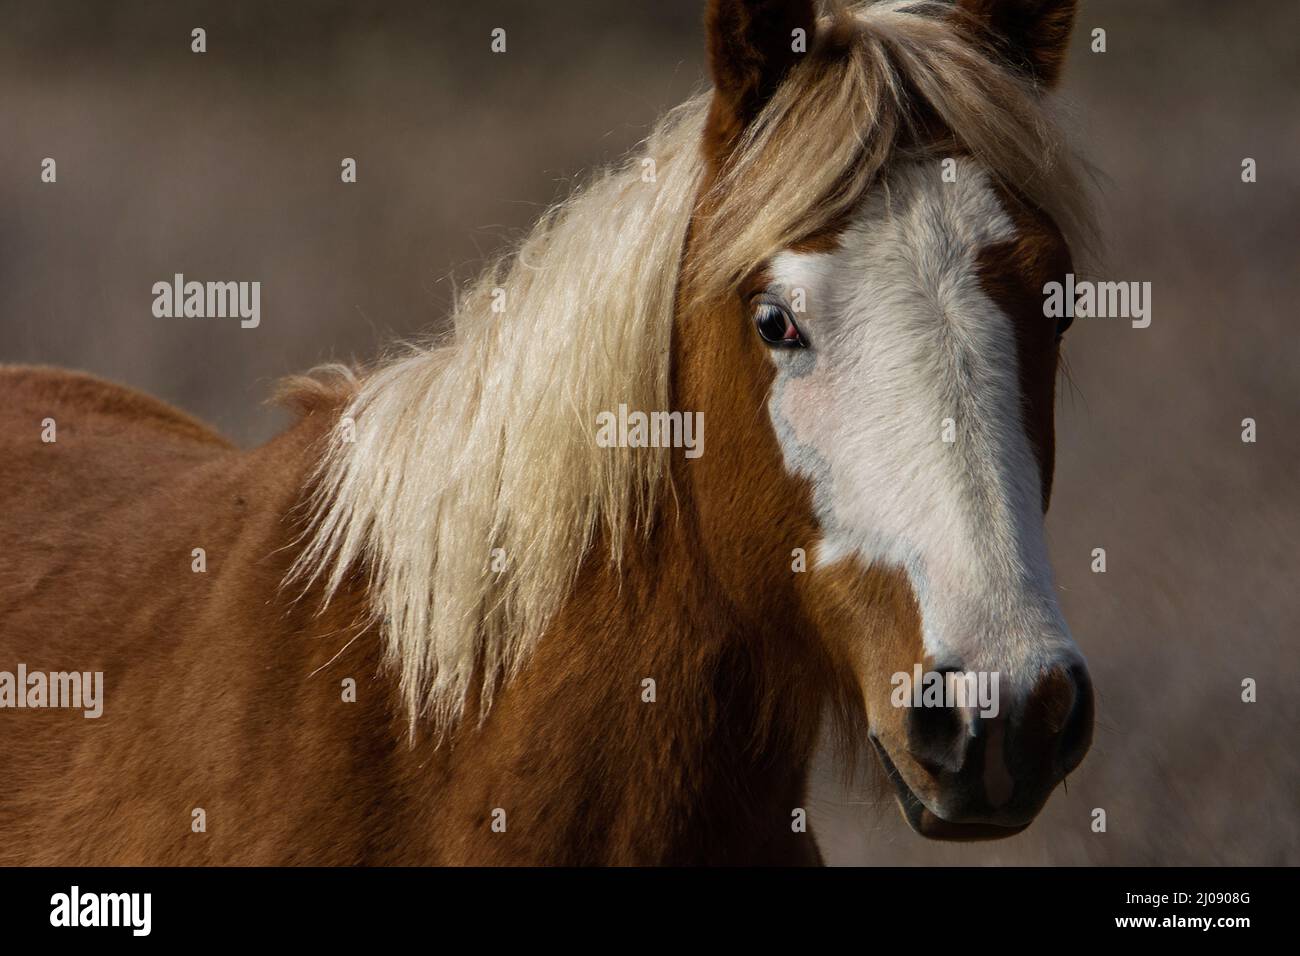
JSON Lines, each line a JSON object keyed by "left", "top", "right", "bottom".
{"left": 752, "top": 295, "right": 806, "bottom": 348}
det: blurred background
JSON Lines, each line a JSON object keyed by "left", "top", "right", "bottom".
{"left": 1, "top": 0, "right": 1296, "bottom": 864}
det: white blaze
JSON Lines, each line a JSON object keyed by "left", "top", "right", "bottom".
{"left": 766, "top": 159, "right": 1082, "bottom": 694}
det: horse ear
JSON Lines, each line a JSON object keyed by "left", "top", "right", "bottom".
{"left": 955, "top": 0, "right": 1078, "bottom": 89}
{"left": 704, "top": 0, "right": 817, "bottom": 159}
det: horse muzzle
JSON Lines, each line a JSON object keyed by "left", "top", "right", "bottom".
{"left": 870, "top": 660, "right": 1094, "bottom": 841}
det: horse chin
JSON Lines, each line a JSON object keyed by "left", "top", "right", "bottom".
{"left": 870, "top": 736, "right": 1031, "bottom": 843}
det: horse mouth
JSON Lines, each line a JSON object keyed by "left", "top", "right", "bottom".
{"left": 869, "top": 736, "right": 1030, "bottom": 842}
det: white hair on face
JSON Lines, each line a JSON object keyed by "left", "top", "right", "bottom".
{"left": 767, "top": 158, "right": 1083, "bottom": 692}
{"left": 288, "top": 1, "right": 1094, "bottom": 734}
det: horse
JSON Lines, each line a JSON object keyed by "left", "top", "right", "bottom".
{"left": 0, "top": 0, "right": 1096, "bottom": 865}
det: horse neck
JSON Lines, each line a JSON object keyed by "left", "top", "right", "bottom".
{"left": 398, "top": 477, "right": 828, "bottom": 865}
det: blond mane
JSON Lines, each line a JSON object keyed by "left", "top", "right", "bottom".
{"left": 289, "top": 0, "right": 1095, "bottom": 734}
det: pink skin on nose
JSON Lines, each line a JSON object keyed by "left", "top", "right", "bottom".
{"left": 776, "top": 363, "right": 836, "bottom": 457}
{"left": 775, "top": 362, "right": 865, "bottom": 536}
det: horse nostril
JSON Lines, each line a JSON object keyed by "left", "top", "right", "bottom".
{"left": 1055, "top": 663, "right": 1094, "bottom": 774}
{"left": 904, "top": 669, "right": 971, "bottom": 775}
{"left": 1024, "top": 661, "right": 1094, "bottom": 777}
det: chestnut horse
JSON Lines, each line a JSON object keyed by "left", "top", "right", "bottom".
{"left": 0, "top": 0, "right": 1095, "bottom": 865}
